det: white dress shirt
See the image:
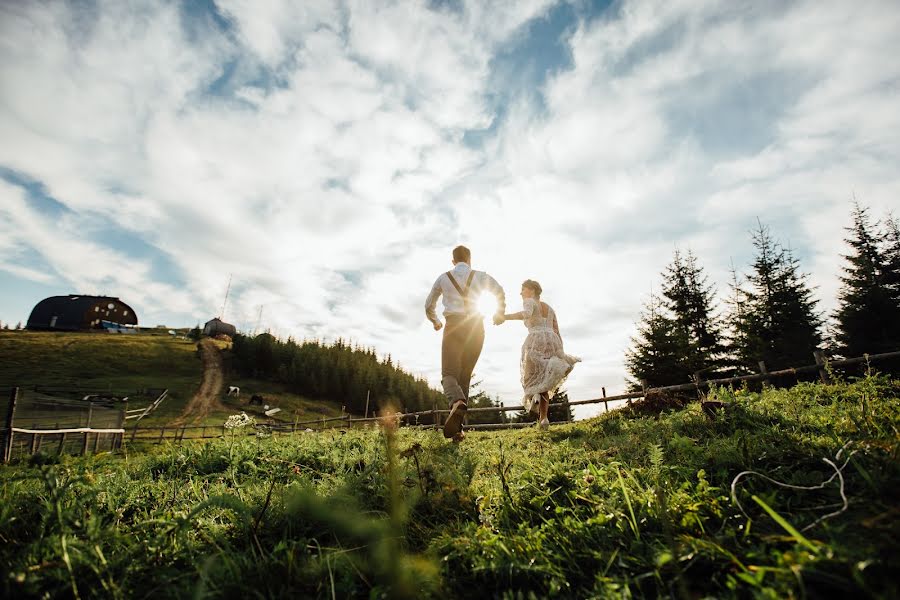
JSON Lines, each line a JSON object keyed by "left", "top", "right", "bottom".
{"left": 425, "top": 262, "right": 506, "bottom": 324}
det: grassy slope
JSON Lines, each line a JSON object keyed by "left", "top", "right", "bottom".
{"left": 1, "top": 376, "right": 898, "bottom": 599}
{"left": 0, "top": 331, "right": 343, "bottom": 426}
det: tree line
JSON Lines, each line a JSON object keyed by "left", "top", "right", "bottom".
{"left": 230, "top": 333, "right": 444, "bottom": 415}
{"left": 626, "top": 204, "right": 900, "bottom": 389}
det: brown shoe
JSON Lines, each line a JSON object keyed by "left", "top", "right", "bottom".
{"left": 442, "top": 400, "right": 467, "bottom": 439}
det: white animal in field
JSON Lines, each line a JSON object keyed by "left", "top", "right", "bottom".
{"left": 227, "top": 386, "right": 240, "bottom": 396}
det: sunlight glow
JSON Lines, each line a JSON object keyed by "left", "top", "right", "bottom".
{"left": 477, "top": 292, "right": 500, "bottom": 317}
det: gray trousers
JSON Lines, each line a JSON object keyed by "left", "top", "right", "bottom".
{"left": 441, "top": 314, "right": 485, "bottom": 406}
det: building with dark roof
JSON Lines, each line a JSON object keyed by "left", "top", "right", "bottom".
{"left": 203, "top": 317, "right": 236, "bottom": 338}
{"left": 26, "top": 295, "right": 138, "bottom": 331}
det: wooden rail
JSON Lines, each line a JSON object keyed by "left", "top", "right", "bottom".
{"left": 6, "top": 349, "right": 899, "bottom": 454}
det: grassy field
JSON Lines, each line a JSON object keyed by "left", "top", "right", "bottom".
{"left": 1, "top": 374, "right": 897, "bottom": 598}
{"left": 0, "top": 331, "right": 345, "bottom": 427}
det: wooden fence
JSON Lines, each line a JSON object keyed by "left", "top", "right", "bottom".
{"left": 122, "top": 349, "right": 900, "bottom": 444}
{"left": 2, "top": 388, "right": 126, "bottom": 462}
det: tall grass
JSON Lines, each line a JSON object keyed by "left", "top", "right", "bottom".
{"left": 1, "top": 375, "right": 898, "bottom": 598}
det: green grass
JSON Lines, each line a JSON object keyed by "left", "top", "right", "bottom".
{"left": 0, "top": 331, "right": 345, "bottom": 427}
{"left": 1, "top": 375, "right": 898, "bottom": 598}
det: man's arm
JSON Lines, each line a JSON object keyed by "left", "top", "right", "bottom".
{"left": 424, "top": 277, "right": 443, "bottom": 330}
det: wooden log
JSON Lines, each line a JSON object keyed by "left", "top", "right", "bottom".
{"left": 3, "top": 388, "right": 19, "bottom": 463}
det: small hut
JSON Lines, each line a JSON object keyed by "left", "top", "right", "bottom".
{"left": 27, "top": 295, "right": 138, "bottom": 331}
{"left": 203, "top": 318, "right": 236, "bottom": 338}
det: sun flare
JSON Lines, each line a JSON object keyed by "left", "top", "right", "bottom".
{"left": 476, "top": 292, "right": 500, "bottom": 317}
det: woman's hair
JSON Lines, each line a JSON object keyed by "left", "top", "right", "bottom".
{"left": 522, "top": 279, "right": 542, "bottom": 297}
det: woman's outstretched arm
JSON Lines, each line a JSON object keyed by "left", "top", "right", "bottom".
{"left": 504, "top": 311, "right": 525, "bottom": 320}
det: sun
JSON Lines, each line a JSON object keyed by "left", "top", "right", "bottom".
{"left": 476, "top": 292, "right": 500, "bottom": 317}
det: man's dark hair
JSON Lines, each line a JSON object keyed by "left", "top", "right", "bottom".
{"left": 452, "top": 245, "right": 471, "bottom": 264}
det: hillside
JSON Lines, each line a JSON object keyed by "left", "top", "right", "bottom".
{"left": 1, "top": 376, "right": 897, "bottom": 598}
{"left": 0, "top": 331, "right": 345, "bottom": 426}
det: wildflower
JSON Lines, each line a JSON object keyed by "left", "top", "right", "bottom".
{"left": 224, "top": 412, "right": 256, "bottom": 430}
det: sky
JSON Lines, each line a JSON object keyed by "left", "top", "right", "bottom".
{"left": 2, "top": 0, "right": 899, "bottom": 418}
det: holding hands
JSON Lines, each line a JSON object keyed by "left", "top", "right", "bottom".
{"left": 493, "top": 313, "right": 505, "bottom": 326}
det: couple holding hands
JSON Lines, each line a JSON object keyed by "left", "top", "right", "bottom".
{"left": 425, "top": 245, "right": 580, "bottom": 442}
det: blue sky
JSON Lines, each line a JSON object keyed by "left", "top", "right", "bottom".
{"left": 2, "top": 0, "right": 899, "bottom": 417}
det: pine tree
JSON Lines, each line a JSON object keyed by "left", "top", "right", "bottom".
{"left": 833, "top": 204, "right": 900, "bottom": 359}
{"left": 661, "top": 249, "right": 726, "bottom": 377}
{"left": 625, "top": 293, "right": 692, "bottom": 389}
{"left": 883, "top": 214, "right": 900, "bottom": 307}
{"left": 625, "top": 249, "right": 725, "bottom": 389}
{"left": 729, "top": 222, "right": 822, "bottom": 372}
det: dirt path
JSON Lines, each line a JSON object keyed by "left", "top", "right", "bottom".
{"left": 174, "top": 338, "right": 227, "bottom": 424}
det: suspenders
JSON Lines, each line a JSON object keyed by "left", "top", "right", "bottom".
{"left": 447, "top": 270, "right": 476, "bottom": 313}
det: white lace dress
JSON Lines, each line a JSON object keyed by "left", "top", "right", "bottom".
{"left": 519, "top": 298, "right": 581, "bottom": 414}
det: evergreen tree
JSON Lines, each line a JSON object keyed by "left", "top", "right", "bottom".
{"left": 661, "top": 249, "right": 726, "bottom": 377}
{"left": 729, "top": 222, "right": 822, "bottom": 372}
{"left": 625, "top": 293, "right": 691, "bottom": 389}
{"left": 625, "top": 249, "right": 724, "bottom": 389}
{"left": 14, "top": 322, "right": 22, "bottom": 330}
{"left": 883, "top": 214, "right": 900, "bottom": 306}
{"left": 833, "top": 205, "right": 900, "bottom": 359}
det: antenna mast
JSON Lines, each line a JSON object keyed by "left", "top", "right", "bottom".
{"left": 254, "top": 305, "right": 264, "bottom": 335}
{"left": 220, "top": 274, "right": 232, "bottom": 320}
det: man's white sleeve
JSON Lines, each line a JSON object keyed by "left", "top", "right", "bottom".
{"left": 424, "top": 277, "right": 442, "bottom": 324}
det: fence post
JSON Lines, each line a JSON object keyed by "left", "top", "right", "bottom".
{"left": 758, "top": 361, "right": 768, "bottom": 376}
{"left": 813, "top": 351, "right": 830, "bottom": 383}
{"left": 57, "top": 432, "right": 67, "bottom": 456}
{"left": 30, "top": 432, "right": 39, "bottom": 456}
{"left": 636, "top": 380, "right": 647, "bottom": 406}
{"left": 3, "top": 387, "right": 19, "bottom": 463}
{"left": 602, "top": 387, "right": 608, "bottom": 412}
{"left": 81, "top": 431, "right": 89, "bottom": 456}
{"left": 431, "top": 403, "right": 438, "bottom": 430}
{"left": 157, "top": 427, "right": 165, "bottom": 444}
{"left": 92, "top": 431, "right": 100, "bottom": 453}
{"left": 130, "top": 426, "right": 138, "bottom": 444}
